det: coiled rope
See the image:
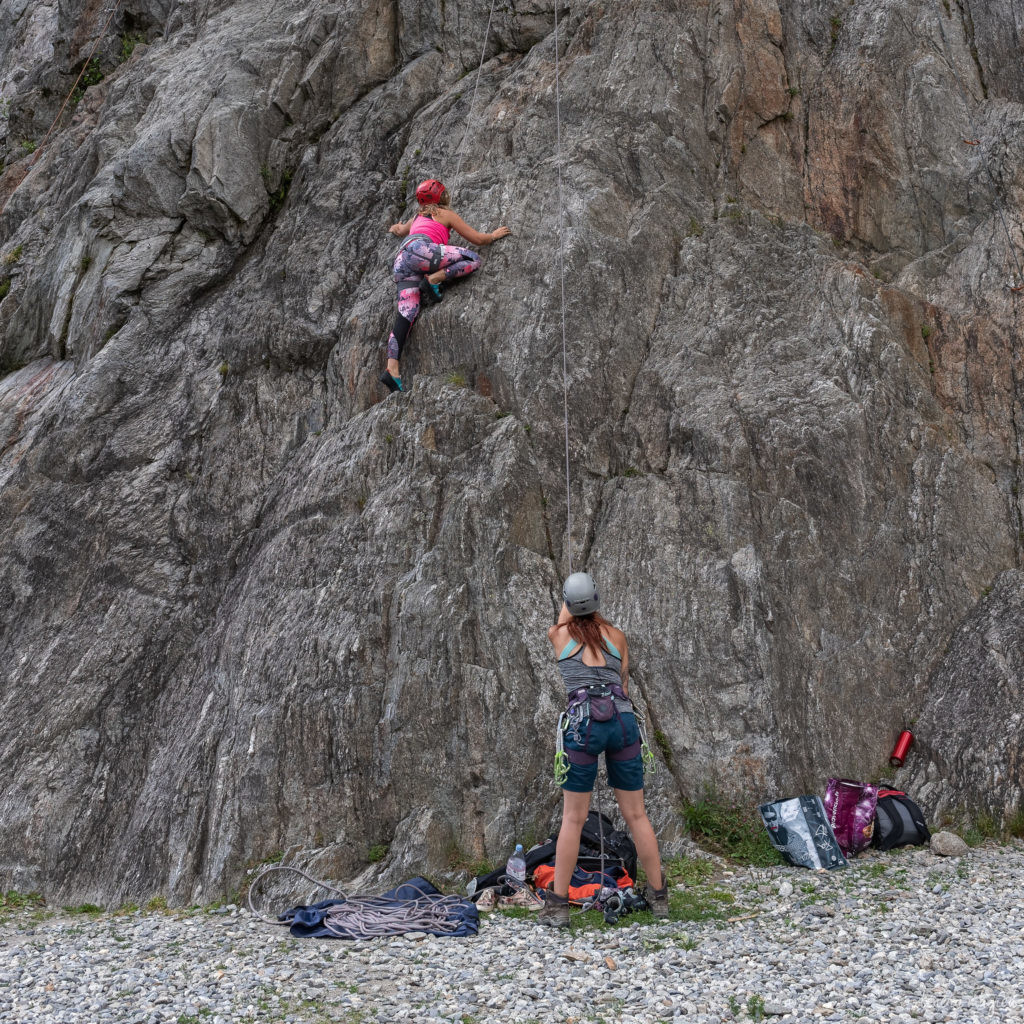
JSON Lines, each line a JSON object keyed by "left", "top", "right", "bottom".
{"left": 247, "top": 864, "right": 469, "bottom": 937}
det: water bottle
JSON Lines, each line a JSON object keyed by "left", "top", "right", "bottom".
{"left": 505, "top": 843, "right": 526, "bottom": 883}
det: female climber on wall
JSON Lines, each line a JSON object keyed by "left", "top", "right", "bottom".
{"left": 538, "top": 572, "right": 669, "bottom": 928}
{"left": 380, "top": 179, "right": 510, "bottom": 393}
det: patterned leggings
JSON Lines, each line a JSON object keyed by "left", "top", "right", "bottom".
{"left": 386, "top": 238, "right": 481, "bottom": 361}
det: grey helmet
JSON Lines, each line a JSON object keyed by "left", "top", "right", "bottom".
{"left": 563, "top": 572, "right": 599, "bottom": 617}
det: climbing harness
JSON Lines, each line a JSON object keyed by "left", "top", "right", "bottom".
{"left": 247, "top": 864, "right": 470, "bottom": 937}
{"left": 553, "top": 683, "right": 656, "bottom": 786}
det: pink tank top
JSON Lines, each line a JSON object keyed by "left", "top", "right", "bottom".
{"left": 410, "top": 214, "right": 449, "bottom": 246}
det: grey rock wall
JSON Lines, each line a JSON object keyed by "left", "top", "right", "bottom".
{"left": 903, "top": 570, "right": 1024, "bottom": 824}
{"left": 0, "top": 0, "right": 1022, "bottom": 903}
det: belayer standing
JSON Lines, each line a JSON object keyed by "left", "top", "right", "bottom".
{"left": 381, "top": 179, "right": 510, "bottom": 393}
{"left": 538, "top": 572, "right": 669, "bottom": 928}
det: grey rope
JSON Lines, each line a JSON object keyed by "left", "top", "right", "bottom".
{"left": 451, "top": 0, "right": 498, "bottom": 193}
{"left": 247, "top": 864, "right": 345, "bottom": 925}
{"left": 553, "top": 0, "right": 573, "bottom": 572}
{"left": 934, "top": 2, "right": 1024, "bottom": 288}
{"left": 247, "top": 864, "right": 468, "bottom": 937}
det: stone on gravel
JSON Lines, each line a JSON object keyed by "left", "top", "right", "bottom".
{"left": 930, "top": 831, "right": 969, "bottom": 858}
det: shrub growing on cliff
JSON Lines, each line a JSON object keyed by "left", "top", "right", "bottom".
{"left": 262, "top": 165, "right": 294, "bottom": 213}
{"left": 120, "top": 32, "right": 146, "bottom": 62}
{"left": 71, "top": 57, "right": 105, "bottom": 105}
{"left": 1006, "top": 809, "right": 1024, "bottom": 839}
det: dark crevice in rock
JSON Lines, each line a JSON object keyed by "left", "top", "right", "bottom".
{"left": 957, "top": 0, "right": 989, "bottom": 100}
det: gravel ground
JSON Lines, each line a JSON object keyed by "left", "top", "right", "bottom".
{"left": 2, "top": 840, "right": 1022, "bottom": 1024}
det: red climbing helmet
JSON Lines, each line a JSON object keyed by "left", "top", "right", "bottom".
{"left": 416, "top": 179, "right": 447, "bottom": 205}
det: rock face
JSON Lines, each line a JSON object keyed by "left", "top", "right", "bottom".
{"left": 904, "top": 570, "right": 1024, "bottom": 825}
{"left": 0, "top": 1, "right": 1022, "bottom": 903}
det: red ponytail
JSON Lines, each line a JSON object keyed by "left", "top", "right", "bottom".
{"left": 566, "top": 612, "right": 613, "bottom": 656}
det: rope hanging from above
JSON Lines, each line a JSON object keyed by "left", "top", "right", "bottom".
{"left": 31, "top": 0, "right": 127, "bottom": 169}
{"left": 553, "top": 0, "right": 574, "bottom": 574}
{"left": 450, "top": 0, "right": 499, "bottom": 194}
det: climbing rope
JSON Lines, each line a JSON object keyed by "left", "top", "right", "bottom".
{"left": 553, "top": 0, "right": 573, "bottom": 572}
{"left": 246, "top": 864, "right": 470, "bottom": 937}
{"left": 450, "top": 0, "right": 498, "bottom": 193}
{"left": 31, "top": 0, "right": 127, "bottom": 168}
{"left": 933, "top": 2, "right": 1024, "bottom": 291}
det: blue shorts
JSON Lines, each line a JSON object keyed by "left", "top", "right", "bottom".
{"left": 561, "top": 711, "right": 645, "bottom": 793}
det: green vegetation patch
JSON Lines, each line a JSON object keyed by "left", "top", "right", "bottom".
{"left": 445, "top": 839, "right": 493, "bottom": 880}
{"left": 121, "top": 32, "right": 146, "bottom": 62}
{"left": 71, "top": 57, "right": 105, "bottom": 105}
{"left": 63, "top": 902, "right": 105, "bottom": 916}
{"left": 1, "top": 890, "right": 46, "bottom": 918}
{"left": 683, "top": 792, "right": 778, "bottom": 866}
{"left": 262, "top": 165, "right": 295, "bottom": 213}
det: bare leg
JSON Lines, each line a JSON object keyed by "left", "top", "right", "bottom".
{"left": 613, "top": 788, "right": 663, "bottom": 889}
{"left": 387, "top": 357, "right": 400, "bottom": 376}
{"left": 553, "top": 789, "right": 593, "bottom": 897}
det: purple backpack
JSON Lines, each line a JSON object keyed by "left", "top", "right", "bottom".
{"left": 824, "top": 778, "right": 878, "bottom": 857}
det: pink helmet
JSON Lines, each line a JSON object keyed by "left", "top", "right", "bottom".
{"left": 415, "top": 179, "right": 447, "bottom": 204}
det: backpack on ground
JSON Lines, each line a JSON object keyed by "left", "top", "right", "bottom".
{"left": 576, "top": 810, "right": 638, "bottom": 881}
{"left": 466, "top": 810, "right": 637, "bottom": 900}
{"left": 824, "top": 778, "right": 878, "bottom": 857}
{"left": 872, "top": 788, "right": 930, "bottom": 850}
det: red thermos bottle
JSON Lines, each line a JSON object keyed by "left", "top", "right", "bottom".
{"left": 889, "top": 730, "right": 914, "bottom": 767}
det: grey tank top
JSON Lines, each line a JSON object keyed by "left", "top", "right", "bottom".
{"left": 556, "top": 635, "right": 624, "bottom": 693}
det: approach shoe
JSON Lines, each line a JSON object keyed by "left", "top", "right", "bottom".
{"left": 537, "top": 890, "right": 570, "bottom": 929}
{"left": 475, "top": 888, "right": 497, "bottom": 912}
{"left": 500, "top": 886, "right": 543, "bottom": 911}
{"left": 649, "top": 884, "right": 670, "bottom": 920}
{"left": 420, "top": 278, "right": 443, "bottom": 305}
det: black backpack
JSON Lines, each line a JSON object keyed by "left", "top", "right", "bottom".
{"left": 468, "top": 811, "right": 638, "bottom": 899}
{"left": 576, "top": 810, "right": 638, "bottom": 881}
{"left": 872, "top": 788, "right": 930, "bottom": 850}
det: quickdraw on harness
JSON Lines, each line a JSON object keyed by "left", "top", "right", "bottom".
{"left": 553, "top": 683, "right": 656, "bottom": 786}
